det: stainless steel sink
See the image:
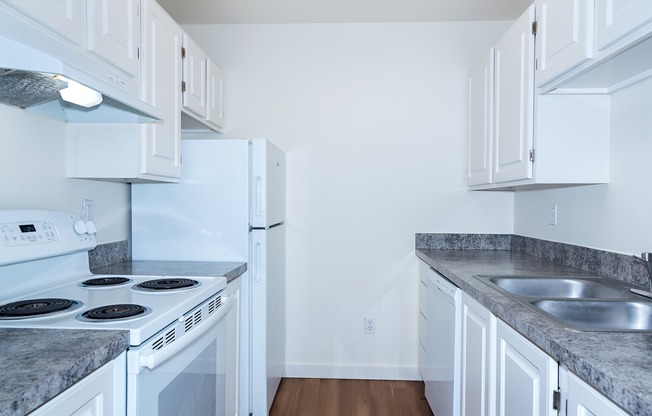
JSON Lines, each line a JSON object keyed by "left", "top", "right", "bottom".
{"left": 477, "top": 275, "right": 652, "bottom": 332}
{"left": 484, "top": 276, "right": 633, "bottom": 299}
{"left": 532, "top": 299, "right": 652, "bottom": 331}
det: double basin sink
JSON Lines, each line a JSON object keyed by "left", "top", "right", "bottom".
{"left": 478, "top": 275, "right": 652, "bottom": 331}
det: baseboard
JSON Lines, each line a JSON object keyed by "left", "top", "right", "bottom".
{"left": 283, "top": 363, "right": 421, "bottom": 380}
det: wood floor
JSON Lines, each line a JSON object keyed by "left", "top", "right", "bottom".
{"left": 269, "top": 378, "right": 434, "bottom": 416}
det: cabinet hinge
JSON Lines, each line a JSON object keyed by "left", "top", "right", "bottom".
{"left": 181, "top": 81, "right": 186, "bottom": 93}
{"left": 181, "top": 47, "right": 186, "bottom": 59}
{"left": 532, "top": 20, "right": 537, "bottom": 35}
{"left": 552, "top": 390, "right": 561, "bottom": 411}
{"left": 529, "top": 149, "right": 535, "bottom": 162}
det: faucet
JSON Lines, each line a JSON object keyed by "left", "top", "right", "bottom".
{"left": 631, "top": 252, "right": 652, "bottom": 299}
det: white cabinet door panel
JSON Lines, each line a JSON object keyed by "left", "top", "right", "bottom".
{"left": 562, "top": 369, "right": 628, "bottom": 416}
{"left": 461, "top": 293, "right": 496, "bottom": 416}
{"left": 493, "top": 5, "right": 535, "bottom": 184}
{"left": 596, "top": 0, "right": 652, "bottom": 51}
{"left": 140, "top": 0, "right": 181, "bottom": 179}
{"left": 87, "top": 0, "right": 140, "bottom": 77}
{"left": 467, "top": 48, "right": 494, "bottom": 186}
{"left": 2, "top": 0, "right": 83, "bottom": 45}
{"left": 182, "top": 34, "right": 207, "bottom": 118}
{"left": 496, "top": 320, "right": 557, "bottom": 416}
{"left": 536, "top": 0, "right": 594, "bottom": 86}
{"left": 206, "top": 59, "right": 224, "bottom": 129}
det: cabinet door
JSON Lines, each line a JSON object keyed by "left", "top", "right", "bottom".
{"left": 461, "top": 293, "right": 496, "bottom": 416}
{"left": 87, "top": 0, "right": 140, "bottom": 77}
{"left": 493, "top": 5, "right": 535, "bottom": 184}
{"left": 496, "top": 320, "right": 558, "bottom": 416}
{"left": 30, "top": 354, "right": 125, "bottom": 416}
{"left": 182, "top": 34, "right": 208, "bottom": 118}
{"left": 140, "top": 0, "right": 181, "bottom": 179}
{"left": 595, "top": 0, "right": 652, "bottom": 51}
{"left": 206, "top": 59, "right": 224, "bottom": 130}
{"left": 467, "top": 48, "right": 494, "bottom": 186}
{"left": 562, "top": 369, "right": 628, "bottom": 416}
{"left": 536, "top": 0, "right": 594, "bottom": 87}
{"left": 1, "top": 0, "right": 83, "bottom": 45}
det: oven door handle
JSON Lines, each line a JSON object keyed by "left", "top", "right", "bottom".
{"left": 139, "top": 293, "right": 237, "bottom": 371}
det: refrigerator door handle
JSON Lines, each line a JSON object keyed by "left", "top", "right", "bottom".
{"left": 254, "top": 241, "right": 262, "bottom": 282}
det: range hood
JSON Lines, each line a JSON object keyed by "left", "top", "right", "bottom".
{"left": 0, "top": 34, "right": 163, "bottom": 123}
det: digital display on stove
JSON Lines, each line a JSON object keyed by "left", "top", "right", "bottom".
{"left": 19, "top": 224, "right": 37, "bottom": 233}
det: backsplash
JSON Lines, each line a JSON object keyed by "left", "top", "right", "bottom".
{"left": 88, "top": 240, "right": 129, "bottom": 270}
{"left": 416, "top": 233, "right": 649, "bottom": 287}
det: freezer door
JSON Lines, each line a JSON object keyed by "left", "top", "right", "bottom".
{"left": 251, "top": 139, "right": 286, "bottom": 228}
{"left": 250, "top": 225, "right": 285, "bottom": 415}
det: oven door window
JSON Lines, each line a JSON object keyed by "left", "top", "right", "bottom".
{"left": 131, "top": 318, "right": 227, "bottom": 416}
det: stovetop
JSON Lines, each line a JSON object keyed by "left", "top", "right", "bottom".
{"left": 0, "top": 273, "right": 226, "bottom": 346}
{"left": 0, "top": 209, "right": 227, "bottom": 346}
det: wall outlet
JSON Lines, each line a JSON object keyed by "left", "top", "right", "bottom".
{"left": 364, "top": 317, "right": 375, "bottom": 334}
{"left": 549, "top": 203, "right": 558, "bottom": 226}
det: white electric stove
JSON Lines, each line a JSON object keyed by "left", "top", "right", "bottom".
{"left": 0, "top": 210, "right": 227, "bottom": 346}
{"left": 0, "top": 210, "right": 237, "bottom": 416}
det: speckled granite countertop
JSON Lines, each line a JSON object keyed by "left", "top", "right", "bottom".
{"left": 0, "top": 328, "right": 129, "bottom": 416}
{"left": 91, "top": 260, "right": 247, "bottom": 283}
{"left": 416, "top": 249, "right": 652, "bottom": 416}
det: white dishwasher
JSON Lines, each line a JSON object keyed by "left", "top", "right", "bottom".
{"left": 423, "top": 265, "right": 462, "bottom": 416}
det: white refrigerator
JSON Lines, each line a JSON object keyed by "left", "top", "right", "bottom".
{"left": 131, "top": 138, "right": 286, "bottom": 416}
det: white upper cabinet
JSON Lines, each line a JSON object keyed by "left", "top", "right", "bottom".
{"left": 1, "top": 0, "right": 83, "bottom": 45}
{"left": 86, "top": 0, "right": 140, "bottom": 77}
{"left": 206, "top": 59, "right": 225, "bottom": 130}
{"left": 492, "top": 5, "right": 535, "bottom": 184}
{"left": 536, "top": 0, "right": 652, "bottom": 92}
{"left": 182, "top": 33, "right": 207, "bottom": 118}
{"left": 467, "top": 49, "right": 494, "bottom": 187}
{"left": 181, "top": 33, "right": 224, "bottom": 133}
{"left": 468, "top": 3, "right": 610, "bottom": 190}
{"left": 139, "top": 0, "right": 181, "bottom": 180}
{"left": 535, "top": 0, "right": 594, "bottom": 87}
{"left": 596, "top": 0, "right": 652, "bottom": 51}
{"left": 67, "top": 0, "right": 182, "bottom": 182}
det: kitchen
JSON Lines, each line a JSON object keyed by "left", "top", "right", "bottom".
{"left": 1, "top": 0, "right": 651, "bottom": 415}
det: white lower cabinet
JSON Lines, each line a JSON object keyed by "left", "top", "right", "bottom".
{"left": 455, "top": 293, "right": 630, "bottom": 415}
{"left": 560, "top": 368, "right": 628, "bottom": 416}
{"left": 31, "top": 352, "right": 126, "bottom": 416}
{"left": 461, "top": 292, "right": 496, "bottom": 416}
{"left": 496, "top": 320, "right": 558, "bottom": 416}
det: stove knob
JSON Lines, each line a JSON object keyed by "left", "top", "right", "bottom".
{"left": 73, "top": 220, "right": 88, "bottom": 235}
{"left": 85, "top": 220, "right": 97, "bottom": 235}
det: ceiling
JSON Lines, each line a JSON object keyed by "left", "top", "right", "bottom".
{"left": 156, "top": 0, "right": 534, "bottom": 24}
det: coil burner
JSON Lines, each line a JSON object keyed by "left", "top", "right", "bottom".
{"left": 82, "top": 277, "right": 132, "bottom": 287}
{"left": 0, "top": 298, "right": 82, "bottom": 319}
{"left": 80, "top": 304, "right": 150, "bottom": 321}
{"left": 134, "top": 278, "right": 200, "bottom": 292}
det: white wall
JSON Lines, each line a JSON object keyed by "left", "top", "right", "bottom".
{"left": 185, "top": 22, "right": 514, "bottom": 378}
{"left": 514, "top": 77, "right": 652, "bottom": 255}
{"left": 0, "top": 105, "right": 130, "bottom": 243}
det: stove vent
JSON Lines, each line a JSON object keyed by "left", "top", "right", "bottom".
{"left": 209, "top": 296, "right": 222, "bottom": 314}
{"left": 152, "top": 328, "right": 176, "bottom": 351}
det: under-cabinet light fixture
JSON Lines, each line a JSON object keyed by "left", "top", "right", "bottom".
{"left": 56, "top": 75, "right": 103, "bottom": 108}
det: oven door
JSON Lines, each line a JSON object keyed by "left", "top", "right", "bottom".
{"left": 127, "top": 292, "right": 238, "bottom": 416}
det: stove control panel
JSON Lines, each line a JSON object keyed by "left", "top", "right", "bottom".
{"left": 0, "top": 210, "right": 96, "bottom": 266}
{"left": 1, "top": 221, "right": 59, "bottom": 246}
